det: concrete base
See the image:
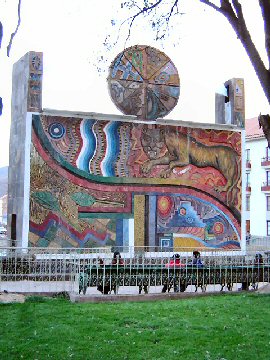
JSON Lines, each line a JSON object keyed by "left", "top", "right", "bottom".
{"left": 69, "top": 291, "right": 235, "bottom": 303}
{"left": 257, "top": 283, "right": 270, "bottom": 294}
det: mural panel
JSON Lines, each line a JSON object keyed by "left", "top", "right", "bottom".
{"left": 29, "top": 115, "right": 242, "bottom": 249}
{"left": 156, "top": 194, "right": 239, "bottom": 249}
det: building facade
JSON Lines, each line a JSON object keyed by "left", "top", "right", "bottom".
{"left": 245, "top": 117, "right": 270, "bottom": 236}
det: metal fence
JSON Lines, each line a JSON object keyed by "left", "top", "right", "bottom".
{"left": 1, "top": 244, "right": 270, "bottom": 296}
{"left": 246, "top": 235, "right": 270, "bottom": 252}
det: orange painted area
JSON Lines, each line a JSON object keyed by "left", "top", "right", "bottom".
{"left": 174, "top": 237, "right": 206, "bottom": 252}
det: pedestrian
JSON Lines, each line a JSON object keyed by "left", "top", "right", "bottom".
{"left": 192, "top": 250, "right": 203, "bottom": 267}
{"left": 112, "top": 251, "right": 124, "bottom": 265}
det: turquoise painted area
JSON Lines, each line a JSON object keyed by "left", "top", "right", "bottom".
{"left": 123, "top": 219, "right": 130, "bottom": 248}
{"left": 116, "top": 218, "right": 123, "bottom": 247}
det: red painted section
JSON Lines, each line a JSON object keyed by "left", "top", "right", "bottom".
{"left": 30, "top": 211, "right": 108, "bottom": 241}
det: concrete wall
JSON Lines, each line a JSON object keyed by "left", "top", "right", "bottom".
{"left": 8, "top": 52, "right": 244, "bottom": 250}
{"left": 246, "top": 137, "right": 268, "bottom": 236}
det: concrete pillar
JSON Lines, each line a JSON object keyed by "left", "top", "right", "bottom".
{"left": 7, "top": 52, "right": 43, "bottom": 247}
{"left": 215, "top": 78, "right": 245, "bottom": 128}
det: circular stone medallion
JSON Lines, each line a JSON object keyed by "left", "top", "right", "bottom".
{"left": 107, "top": 45, "right": 180, "bottom": 120}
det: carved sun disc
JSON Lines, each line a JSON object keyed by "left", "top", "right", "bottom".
{"left": 107, "top": 45, "right": 180, "bottom": 120}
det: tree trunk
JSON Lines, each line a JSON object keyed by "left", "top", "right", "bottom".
{"left": 235, "top": 26, "right": 270, "bottom": 105}
{"left": 201, "top": 0, "right": 270, "bottom": 105}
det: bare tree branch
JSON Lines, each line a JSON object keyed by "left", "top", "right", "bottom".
{"left": 259, "top": 0, "right": 270, "bottom": 69}
{"left": 159, "top": 0, "right": 180, "bottom": 40}
{"left": 0, "top": 21, "right": 3, "bottom": 49}
{"left": 168, "top": 0, "right": 179, "bottom": 19}
{"left": 125, "top": 0, "right": 163, "bottom": 44}
{"left": 7, "top": 0, "right": 22, "bottom": 57}
{"left": 221, "top": 0, "right": 236, "bottom": 15}
{"left": 229, "top": 0, "right": 247, "bottom": 39}
{"left": 116, "top": 0, "right": 182, "bottom": 48}
{"left": 105, "top": 0, "right": 270, "bottom": 104}
{"left": 201, "top": 0, "right": 270, "bottom": 103}
{"left": 199, "top": 0, "right": 222, "bottom": 13}
{"left": 200, "top": 1, "right": 238, "bottom": 25}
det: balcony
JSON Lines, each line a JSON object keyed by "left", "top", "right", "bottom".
{"left": 246, "top": 160, "right": 251, "bottom": 169}
{"left": 261, "top": 182, "right": 270, "bottom": 192}
{"left": 261, "top": 157, "right": 270, "bottom": 167}
{"left": 246, "top": 182, "right": 251, "bottom": 192}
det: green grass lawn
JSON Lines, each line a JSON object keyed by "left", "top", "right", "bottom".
{"left": 0, "top": 293, "right": 269, "bottom": 360}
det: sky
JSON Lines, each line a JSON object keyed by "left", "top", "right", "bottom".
{"left": 0, "top": 0, "right": 269, "bottom": 168}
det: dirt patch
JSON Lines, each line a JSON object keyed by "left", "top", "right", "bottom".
{"left": 0, "top": 292, "right": 25, "bottom": 303}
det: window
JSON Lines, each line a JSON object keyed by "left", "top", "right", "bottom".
{"left": 246, "top": 196, "right": 250, "bottom": 211}
{"left": 267, "top": 171, "right": 270, "bottom": 186}
{"left": 267, "top": 196, "right": 270, "bottom": 211}
{"left": 246, "top": 173, "right": 250, "bottom": 187}
{"left": 246, "top": 149, "right": 250, "bottom": 161}
{"left": 267, "top": 221, "right": 270, "bottom": 236}
{"left": 246, "top": 220, "right": 250, "bottom": 233}
{"left": 11, "top": 214, "right": 16, "bottom": 247}
{"left": 266, "top": 147, "right": 270, "bottom": 161}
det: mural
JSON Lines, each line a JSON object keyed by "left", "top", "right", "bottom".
{"left": 29, "top": 114, "right": 242, "bottom": 249}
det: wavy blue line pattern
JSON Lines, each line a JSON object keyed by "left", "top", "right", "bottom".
{"left": 101, "top": 122, "right": 120, "bottom": 176}
{"left": 76, "top": 119, "right": 96, "bottom": 173}
{"left": 90, "top": 122, "right": 104, "bottom": 175}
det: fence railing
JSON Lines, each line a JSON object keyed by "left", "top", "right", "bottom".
{"left": 1, "top": 246, "right": 270, "bottom": 296}
{"left": 246, "top": 235, "right": 270, "bottom": 252}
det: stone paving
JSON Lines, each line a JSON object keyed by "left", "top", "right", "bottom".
{"left": 0, "top": 292, "right": 25, "bottom": 303}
